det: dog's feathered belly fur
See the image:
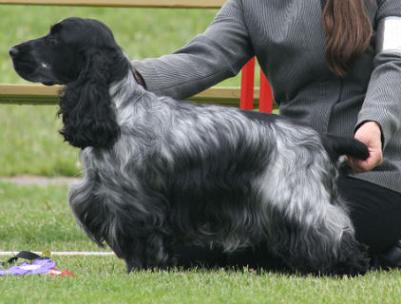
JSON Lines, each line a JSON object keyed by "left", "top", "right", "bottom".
{"left": 69, "top": 72, "right": 368, "bottom": 275}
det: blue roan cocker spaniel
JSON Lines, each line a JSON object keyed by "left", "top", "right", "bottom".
{"left": 10, "top": 17, "right": 371, "bottom": 275}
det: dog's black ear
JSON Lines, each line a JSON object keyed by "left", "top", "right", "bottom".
{"left": 58, "top": 50, "right": 120, "bottom": 149}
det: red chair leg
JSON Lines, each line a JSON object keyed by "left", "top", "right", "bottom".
{"left": 240, "top": 58, "right": 256, "bottom": 110}
{"left": 259, "top": 70, "right": 273, "bottom": 113}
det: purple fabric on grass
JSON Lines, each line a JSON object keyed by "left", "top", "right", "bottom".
{"left": 0, "top": 258, "right": 56, "bottom": 276}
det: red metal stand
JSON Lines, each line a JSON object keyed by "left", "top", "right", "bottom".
{"left": 240, "top": 57, "right": 273, "bottom": 113}
{"left": 259, "top": 69, "right": 273, "bottom": 113}
{"left": 240, "top": 58, "right": 256, "bottom": 110}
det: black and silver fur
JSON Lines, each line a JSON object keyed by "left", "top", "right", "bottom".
{"left": 10, "top": 17, "right": 371, "bottom": 275}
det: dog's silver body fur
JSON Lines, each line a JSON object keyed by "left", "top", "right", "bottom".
{"left": 70, "top": 71, "right": 365, "bottom": 274}
{"left": 11, "top": 18, "right": 369, "bottom": 275}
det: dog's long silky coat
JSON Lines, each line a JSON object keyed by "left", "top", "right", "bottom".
{"left": 10, "top": 17, "right": 370, "bottom": 275}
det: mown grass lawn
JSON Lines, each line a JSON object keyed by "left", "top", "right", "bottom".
{"left": 1, "top": 257, "right": 401, "bottom": 304}
{"left": 1, "top": 182, "right": 401, "bottom": 304}
{"left": 0, "top": 182, "right": 98, "bottom": 251}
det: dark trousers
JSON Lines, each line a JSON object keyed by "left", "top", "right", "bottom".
{"left": 338, "top": 176, "right": 401, "bottom": 254}
{"left": 174, "top": 176, "right": 401, "bottom": 268}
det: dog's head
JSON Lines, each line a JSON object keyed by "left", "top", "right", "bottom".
{"left": 10, "top": 17, "right": 127, "bottom": 85}
{"left": 10, "top": 18, "right": 129, "bottom": 149}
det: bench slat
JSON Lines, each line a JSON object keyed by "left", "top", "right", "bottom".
{"left": 0, "top": 84, "right": 260, "bottom": 107}
{"left": 0, "top": 0, "right": 224, "bottom": 8}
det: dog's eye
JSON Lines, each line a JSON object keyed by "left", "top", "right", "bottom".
{"left": 46, "top": 36, "right": 59, "bottom": 47}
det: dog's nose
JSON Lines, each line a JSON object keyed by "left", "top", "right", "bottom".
{"left": 9, "top": 47, "right": 19, "bottom": 58}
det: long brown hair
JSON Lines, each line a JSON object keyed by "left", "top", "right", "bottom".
{"left": 323, "top": 0, "right": 373, "bottom": 77}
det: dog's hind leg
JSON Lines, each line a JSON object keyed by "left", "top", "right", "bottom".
{"left": 266, "top": 203, "right": 369, "bottom": 275}
{"left": 258, "top": 174, "right": 370, "bottom": 275}
{"left": 257, "top": 170, "right": 369, "bottom": 275}
{"left": 254, "top": 125, "right": 369, "bottom": 275}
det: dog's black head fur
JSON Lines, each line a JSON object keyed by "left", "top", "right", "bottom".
{"left": 10, "top": 17, "right": 129, "bottom": 149}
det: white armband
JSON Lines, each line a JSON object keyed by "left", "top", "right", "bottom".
{"left": 376, "top": 16, "right": 401, "bottom": 55}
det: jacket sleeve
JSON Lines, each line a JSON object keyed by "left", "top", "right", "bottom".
{"left": 356, "top": 0, "right": 401, "bottom": 148}
{"left": 131, "top": 0, "right": 254, "bottom": 100}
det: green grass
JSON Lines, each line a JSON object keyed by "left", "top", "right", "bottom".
{"left": 0, "top": 5, "right": 249, "bottom": 177}
{"left": 1, "top": 182, "right": 401, "bottom": 304}
{"left": 0, "top": 182, "right": 98, "bottom": 251}
{"left": 1, "top": 259, "right": 401, "bottom": 304}
{"left": 0, "top": 105, "right": 80, "bottom": 176}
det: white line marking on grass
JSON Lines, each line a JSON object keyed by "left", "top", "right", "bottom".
{"left": 0, "top": 251, "right": 115, "bottom": 256}
{"left": 0, "top": 176, "right": 80, "bottom": 186}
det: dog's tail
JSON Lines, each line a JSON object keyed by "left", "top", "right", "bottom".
{"left": 321, "top": 134, "right": 369, "bottom": 162}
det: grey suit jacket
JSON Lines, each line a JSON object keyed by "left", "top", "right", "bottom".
{"left": 132, "top": 0, "right": 401, "bottom": 193}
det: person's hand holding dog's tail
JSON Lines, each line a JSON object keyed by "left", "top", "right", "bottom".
{"left": 348, "top": 121, "right": 383, "bottom": 172}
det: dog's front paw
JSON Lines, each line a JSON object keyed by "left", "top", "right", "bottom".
{"left": 125, "top": 255, "right": 146, "bottom": 273}
{"left": 124, "top": 238, "right": 172, "bottom": 272}
{"left": 125, "top": 256, "right": 174, "bottom": 272}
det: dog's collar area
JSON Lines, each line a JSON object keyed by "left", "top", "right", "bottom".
{"left": 132, "top": 68, "right": 146, "bottom": 88}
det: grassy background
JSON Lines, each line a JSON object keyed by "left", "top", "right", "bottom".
{"left": 0, "top": 182, "right": 400, "bottom": 303}
{"left": 0, "top": 182, "right": 98, "bottom": 251}
{"left": 0, "top": 4, "right": 243, "bottom": 177}
{"left": 1, "top": 257, "right": 401, "bottom": 304}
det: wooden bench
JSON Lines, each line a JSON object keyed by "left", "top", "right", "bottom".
{"left": 0, "top": 0, "right": 273, "bottom": 111}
